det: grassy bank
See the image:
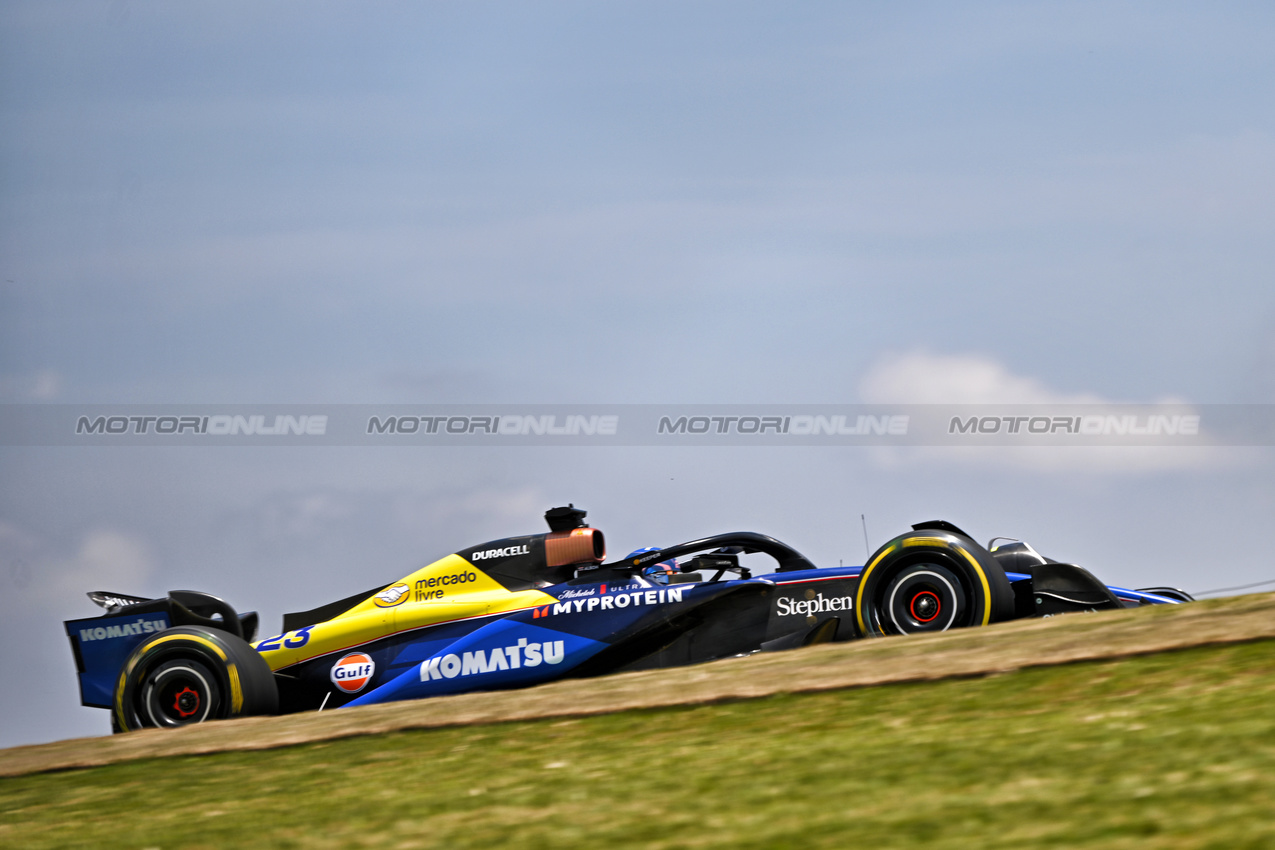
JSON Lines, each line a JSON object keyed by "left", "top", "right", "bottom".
{"left": 2, "top": 639, "right": 1272, "bottom": 849}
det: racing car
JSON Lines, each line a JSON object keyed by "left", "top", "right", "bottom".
{"left": 65, "top": 505, "right": 1193, "bottom": 732}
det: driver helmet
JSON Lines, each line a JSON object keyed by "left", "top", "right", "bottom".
{"left": 625, "top": 547, "right": 678, "bottom": 584}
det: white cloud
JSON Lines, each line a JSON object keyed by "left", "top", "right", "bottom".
{"left": 857, "top": 351, "right": 1244, "bottom": 473}
{"left": 0, "top": 526, "right": 156, "bottom": 615}
{"left": 53, "top": 529, "right": 155, "bottom": 597}
{"left": 31, "top": 370, "right": 62, "bottom": 400}
{"left": 859, "top": 351, "right": 1102, "bottom": 404}
{"left": 0, "top": 369, "right": 64, "bottom": 402}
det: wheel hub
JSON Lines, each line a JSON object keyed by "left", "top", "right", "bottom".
{"left": 140, "top": 659, "right": 219, "bottom": 728}
{"left": 881, "top": 563, "right": 966, "bottom": 634}
{"left": 910, "top": 591, "right": 940, "bottom": 622}
{"left": 172, "top": 686, "right": 200, "bottom": 718}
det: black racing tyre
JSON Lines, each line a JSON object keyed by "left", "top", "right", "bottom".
{"left": 113, "top": 625, "right": 278, "bottom": 732}
{"left": 855, "top": 528, "right": 1015, "bottom": 637}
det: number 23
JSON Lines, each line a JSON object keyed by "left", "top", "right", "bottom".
{"left": 257, "top": 625, "right": 313, "bottom": 652}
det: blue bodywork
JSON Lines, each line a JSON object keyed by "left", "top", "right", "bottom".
{"left": 65, "top": 612, "right": 170, "bottom": 708}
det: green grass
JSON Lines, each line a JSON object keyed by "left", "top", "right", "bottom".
{"left": 2, "top": 641, "right": 1273, "bottom": 849}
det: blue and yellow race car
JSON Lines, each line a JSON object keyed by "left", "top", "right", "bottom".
{"left": 65, "top": 505, "right": 1192, "bottom": 732}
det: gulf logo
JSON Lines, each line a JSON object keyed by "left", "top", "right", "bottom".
{"left": 330, "top": 653, "right": 376, "bottom": 694}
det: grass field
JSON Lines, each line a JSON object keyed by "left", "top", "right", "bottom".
{"left": 2, "top": 639, "right": 1272, "bottom": 849}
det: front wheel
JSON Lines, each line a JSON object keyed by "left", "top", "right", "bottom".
{"left": 880, "top": 562, "right": 968, "bottom": 634}
{"left": 856, "top": 529, "right": 1014, "bottom": 637}
{"left": 113, "top": 625, "right": 278, "bottom": 732}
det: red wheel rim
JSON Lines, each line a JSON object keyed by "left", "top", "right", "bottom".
{"left": 172, "top": 686, "right": 200, "bottom": 718}
{"left": 910, "top": 591, "right": 941, "bottom": 623}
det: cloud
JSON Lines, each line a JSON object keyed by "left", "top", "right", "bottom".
{"left": 57, "top": 529, "right": 154, "bottom": 593}
{"left": 0, "top": 369, "right": 63, "bottom": 402}
{"left": 0, "top": 525, "right": 156, "bottom": 615}
{"left": 859, "top": 351, "right": 1102, "bottom": 404}
{"left": 0, "top": 521, "right": 39, "bottom": 592}
{"left": 31, "top": 370, "right": 61, "bottom": 399}
{"left": 857, "top": 351, "right": 1249, "bottom": 473}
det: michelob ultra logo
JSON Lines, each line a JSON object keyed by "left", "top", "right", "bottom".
{"left": 330, "top": 653, "right": 376, "bottom": 693}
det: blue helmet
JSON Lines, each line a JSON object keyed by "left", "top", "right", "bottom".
{"left": 624, "top": 547, "right": 678, "bottom": 583}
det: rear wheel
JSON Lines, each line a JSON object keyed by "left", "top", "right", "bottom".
{"left": 114, "top": 625, "right": 277, "bottom": 732}
{"left": 856, "top": 529, "right": 1014, "bottom": 637}
{"left": 141, "top": 658, "right": 221, "bottom": 727}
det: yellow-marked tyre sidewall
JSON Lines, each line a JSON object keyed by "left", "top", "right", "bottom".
{"left": 855, "top": 531, "right": 1014, "bottom": 637}
{"left": 114, "top": 625, "right": 278, "bottom": 732}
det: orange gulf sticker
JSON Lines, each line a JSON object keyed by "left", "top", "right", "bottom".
{"left": 330, "top": 652, "right": 375, "bottom": 693}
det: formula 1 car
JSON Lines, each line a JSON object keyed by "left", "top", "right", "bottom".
{"left": 65, "top": 506, "right": 1193, "bottom": 732}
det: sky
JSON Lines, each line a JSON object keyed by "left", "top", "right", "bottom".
{"left": 2, "top": 1, "right": 1274, "bottom": 748}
